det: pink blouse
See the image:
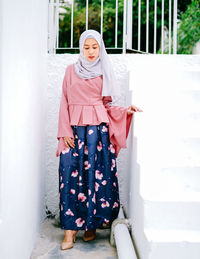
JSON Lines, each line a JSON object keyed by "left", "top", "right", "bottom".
{"left": 56, "top": 63, "right": 133, "bottom": 157}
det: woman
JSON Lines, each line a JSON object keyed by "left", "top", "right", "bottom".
{"left": 56, "top": 29, "right": 142, "bottom": 250}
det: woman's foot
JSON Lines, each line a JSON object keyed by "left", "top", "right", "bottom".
{"left": 83, "top": 229, "right": 96, "bottom": 242}
{"left": 61, "top": 230, "right": 78, "bottom": 250}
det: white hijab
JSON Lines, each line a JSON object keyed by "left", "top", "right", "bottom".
{"left": 74, "top": 29, "right": 121, "bottom": 100}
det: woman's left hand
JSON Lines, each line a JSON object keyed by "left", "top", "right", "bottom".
{"left": 127, "top": 105, "right": 143, "bottom": 115}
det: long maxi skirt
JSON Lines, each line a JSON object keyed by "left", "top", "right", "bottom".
{"left": 58, "top": 122, "right": 120, "bottom": 231}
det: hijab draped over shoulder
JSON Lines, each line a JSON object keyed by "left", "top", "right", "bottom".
{"left": 74, "top": 29, "right": 121, "bottom": 101}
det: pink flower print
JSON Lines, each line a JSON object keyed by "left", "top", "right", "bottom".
{"left": 102, "top": 180, "right": 107, "bottom": 185}
{"left": 88, "top": 189, "right": 91, "bottom": 195}
{"left": 97, "top": 141, "right": 102, "bottom": 152}
{"left": 110, "top": 144, "right": 115, "bottom": 154}
{"left": 84, "top": 161, "right": 91, "bottom": 170}
{"left": 102, "top": 125, "right": 108, "bottom": 132}
{"left": 78, "top": 139, "right": 84, "bottom": 149}
{"left": 84, "top": 146, "right": 88, "bottom": 155}
{"left": 61, "top": 204, "right": 63, "bottom": 211}
{"left": 88, "top": 129, "right": 94, "bottom": 135}
{"left": 78, "top": 192, "right": 87, "bottom": 202}
{"left": 113, "top": 202, "right": 119, "bottom": 208}
{"left": 85, "top": 226, "right": 88, "bottom": 231}
{"left": 60, "top": 176, "right": 63, "bottom": 182}
{"left": 111, "top": 159, "right": 116, "bottom": 171}
{"left": 104, "top": 218, "right": 109, "bottom": 224}
{"left": 113, "top": 182, "right": 116, "bottom": 187}
{"left": 73, "top": 152, "right": 79, "bottom": 157}
{"left": 66, "top": 208, "right": 74, "bottom": 216}
{"left": 62, "top": 147, "right": 70, "bottom": 154}
{"left": 101, "top": 201, "right": 110, "bottom": 208}
{"left": 75, "top": 134, "right": 78, "bottom": 139}
{"left": 75, "top": 217, "right": 85, "bottom": 227}
{"left": 100, "top": 198, "right": 105, "bottom": 201}
{"left": 78, "top": 175, "right": 83, "bottom": 186}
{"left": 71, "top": 170, "right": 78, "bottom": 177}
{"left": 70, "top": 189, "right": 75, "bottom": 194}
{"left": 115, "top": 172, "right": 118, "bottom": 177}
{"left": 95, "top": 182, "right": 100, "bottom": 192}
{"left": 95, "top": 170, "right": 103, "bottom": 180}
{"left": 93, "top": 209, "right": 96, "bottom": 215}
{"left": 86, "top": 201, "right": 89, "bottom": 208}
{"left": 60, "top": 183, "right": 64, "bottom": 189}
{"left": 92, "top": 192, "right": 96, "bottom": 203}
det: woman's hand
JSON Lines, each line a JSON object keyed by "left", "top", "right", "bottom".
{"left": 63, "top": 136, "right": 75, "bottom": 149}
{"left": 127, "top": 105, "right": 143, "bottom": 115}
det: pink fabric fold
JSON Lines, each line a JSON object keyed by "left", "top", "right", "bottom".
{"left": 56, "top": 64, "right": 133, "bottom": 157}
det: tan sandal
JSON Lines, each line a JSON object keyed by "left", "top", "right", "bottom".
{"left": 83, "top": 229, "right": 96, "bottom": 242}
{"left": 61, "top": 230, "right": 78, "bottom": 250}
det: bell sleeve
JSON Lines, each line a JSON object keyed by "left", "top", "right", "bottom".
{"left": 103, "top": 96, "right": 133, "bottom": 157}
{"left": 56, "top": 69, "right": 74, "bottom": 157}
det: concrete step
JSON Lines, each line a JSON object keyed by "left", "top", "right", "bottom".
{"left": 141, "top": 191, "right": 200, "bottom": 231}
{"left": 158, "top": 166, "right": 200, "bottom": 192}
{"left": 144, "top": 228, "right": 200, "bottom": 259}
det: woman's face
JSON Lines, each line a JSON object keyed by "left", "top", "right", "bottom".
{"left": 83, "top": 38, "right": 100, "bottom": 62}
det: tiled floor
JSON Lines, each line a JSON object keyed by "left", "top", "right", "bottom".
{"left": 30, "top": 218, "right": 117, "bottom": 259}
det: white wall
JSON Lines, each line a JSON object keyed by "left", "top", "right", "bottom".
{"left": 0, "top": 1, "right": 48, "bottom": 259}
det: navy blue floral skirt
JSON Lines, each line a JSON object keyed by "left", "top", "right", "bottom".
{"left": 58, "top": 123, "right": 120, "bottom": 230}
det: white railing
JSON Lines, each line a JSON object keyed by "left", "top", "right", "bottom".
{"left": 48, "top": 0, "right": 178, "bottom": 54}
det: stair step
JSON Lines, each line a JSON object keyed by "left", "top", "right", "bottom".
{"left": 144, "top": 229, "right": 200, "bottom": 259}
{"left": 158, "top": 166, "right": 200, "bottom": 192}
{"left": 141, "top": 193, "right": 200, "bottom": 230}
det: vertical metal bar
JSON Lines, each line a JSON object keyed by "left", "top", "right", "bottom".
{"left": 101, "top": 0, "right": 103, "bottom": 38}
{"left": 123, "top": 0, "right": 127, "bottom": 54}
{"left": 138, "top": 0, "right": 141, "bottom": 51}
{"left": 154, "top": 0, "right": 157, "bottom": 53}
{"left": 71, "top": 0, "right": 74, "bottom": 48}
{"left": 127, "top": 0, "right": 133, "bottom": 49}
{"left": 86, "top": 0, "right": 89, "bottom": 30}
{"left": 173, "top": 0, "right": 177, "bottom": 54}
{"left": 169, "top": 0, "right": 172, "bottom": 54}
{"left": 115, "top": 0, "right": 118, "bottom": 48}
{"left": 146, "top": 0, "right": 149, "bottom": 52}
{"left": 48, "top": 0, "right": 55, "bottom": 53}
{"left": 56, "top": 0, "right": 59, "bottom": 49}
{"left": 161, "top": 0, "right": 164, "bottom": 54}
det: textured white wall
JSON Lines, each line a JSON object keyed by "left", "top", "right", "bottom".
{"left": 0, "top": 1, "right": 48, "bottom": 259}
{"left": 46, "top": 54, "right": 133, "bottom": 218}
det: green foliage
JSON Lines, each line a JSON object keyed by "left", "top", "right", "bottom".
{"left": 57, "top": 0, "right": 194, "bottom": 54}
{"left": 177, "top": 0, "right": 200, "bottom": 54}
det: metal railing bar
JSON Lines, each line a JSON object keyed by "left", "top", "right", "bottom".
{"left": 146, "top": 0, "right": 149, "bottom": 52}
{"left": 161, "top": 0, "right": 164, "bottom": 53}
{"left": 169, "top": 0, "right": 172, "bottom": 54}
{"left": 115, "top": 0, "right": 118, "bottom": 48}
{"left": 123, "top": 0, "right": 127, "bottom": 54}
{"left": 154, "top": 0, "right": 157, "bottom": 53}
{"left": 127, "top": 0, "right": 133, "bottom": 49}
{"left": 86, "top": 0, "right": 89, "bottom": 30}
{"left": 173, "top": 0, "right": 177, "bottom": 54}
{"left": 56, "top": 0, "right": 59, "bottom": 49}
{"left": 70, "top": 0, "right": 74, "bottom": 48}
{"left": 138, "top": 0, "right": 141, "bottom": 51}
{"left": 101, "top": 0, "right": 103, "bottom": 38}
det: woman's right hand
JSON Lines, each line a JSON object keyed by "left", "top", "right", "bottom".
{"left": 63, "top": 136, "right": 75, "bottom": 149}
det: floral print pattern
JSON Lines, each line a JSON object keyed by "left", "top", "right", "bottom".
{"left": 58, "top": 123, "right": 120, "bottom": 230}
